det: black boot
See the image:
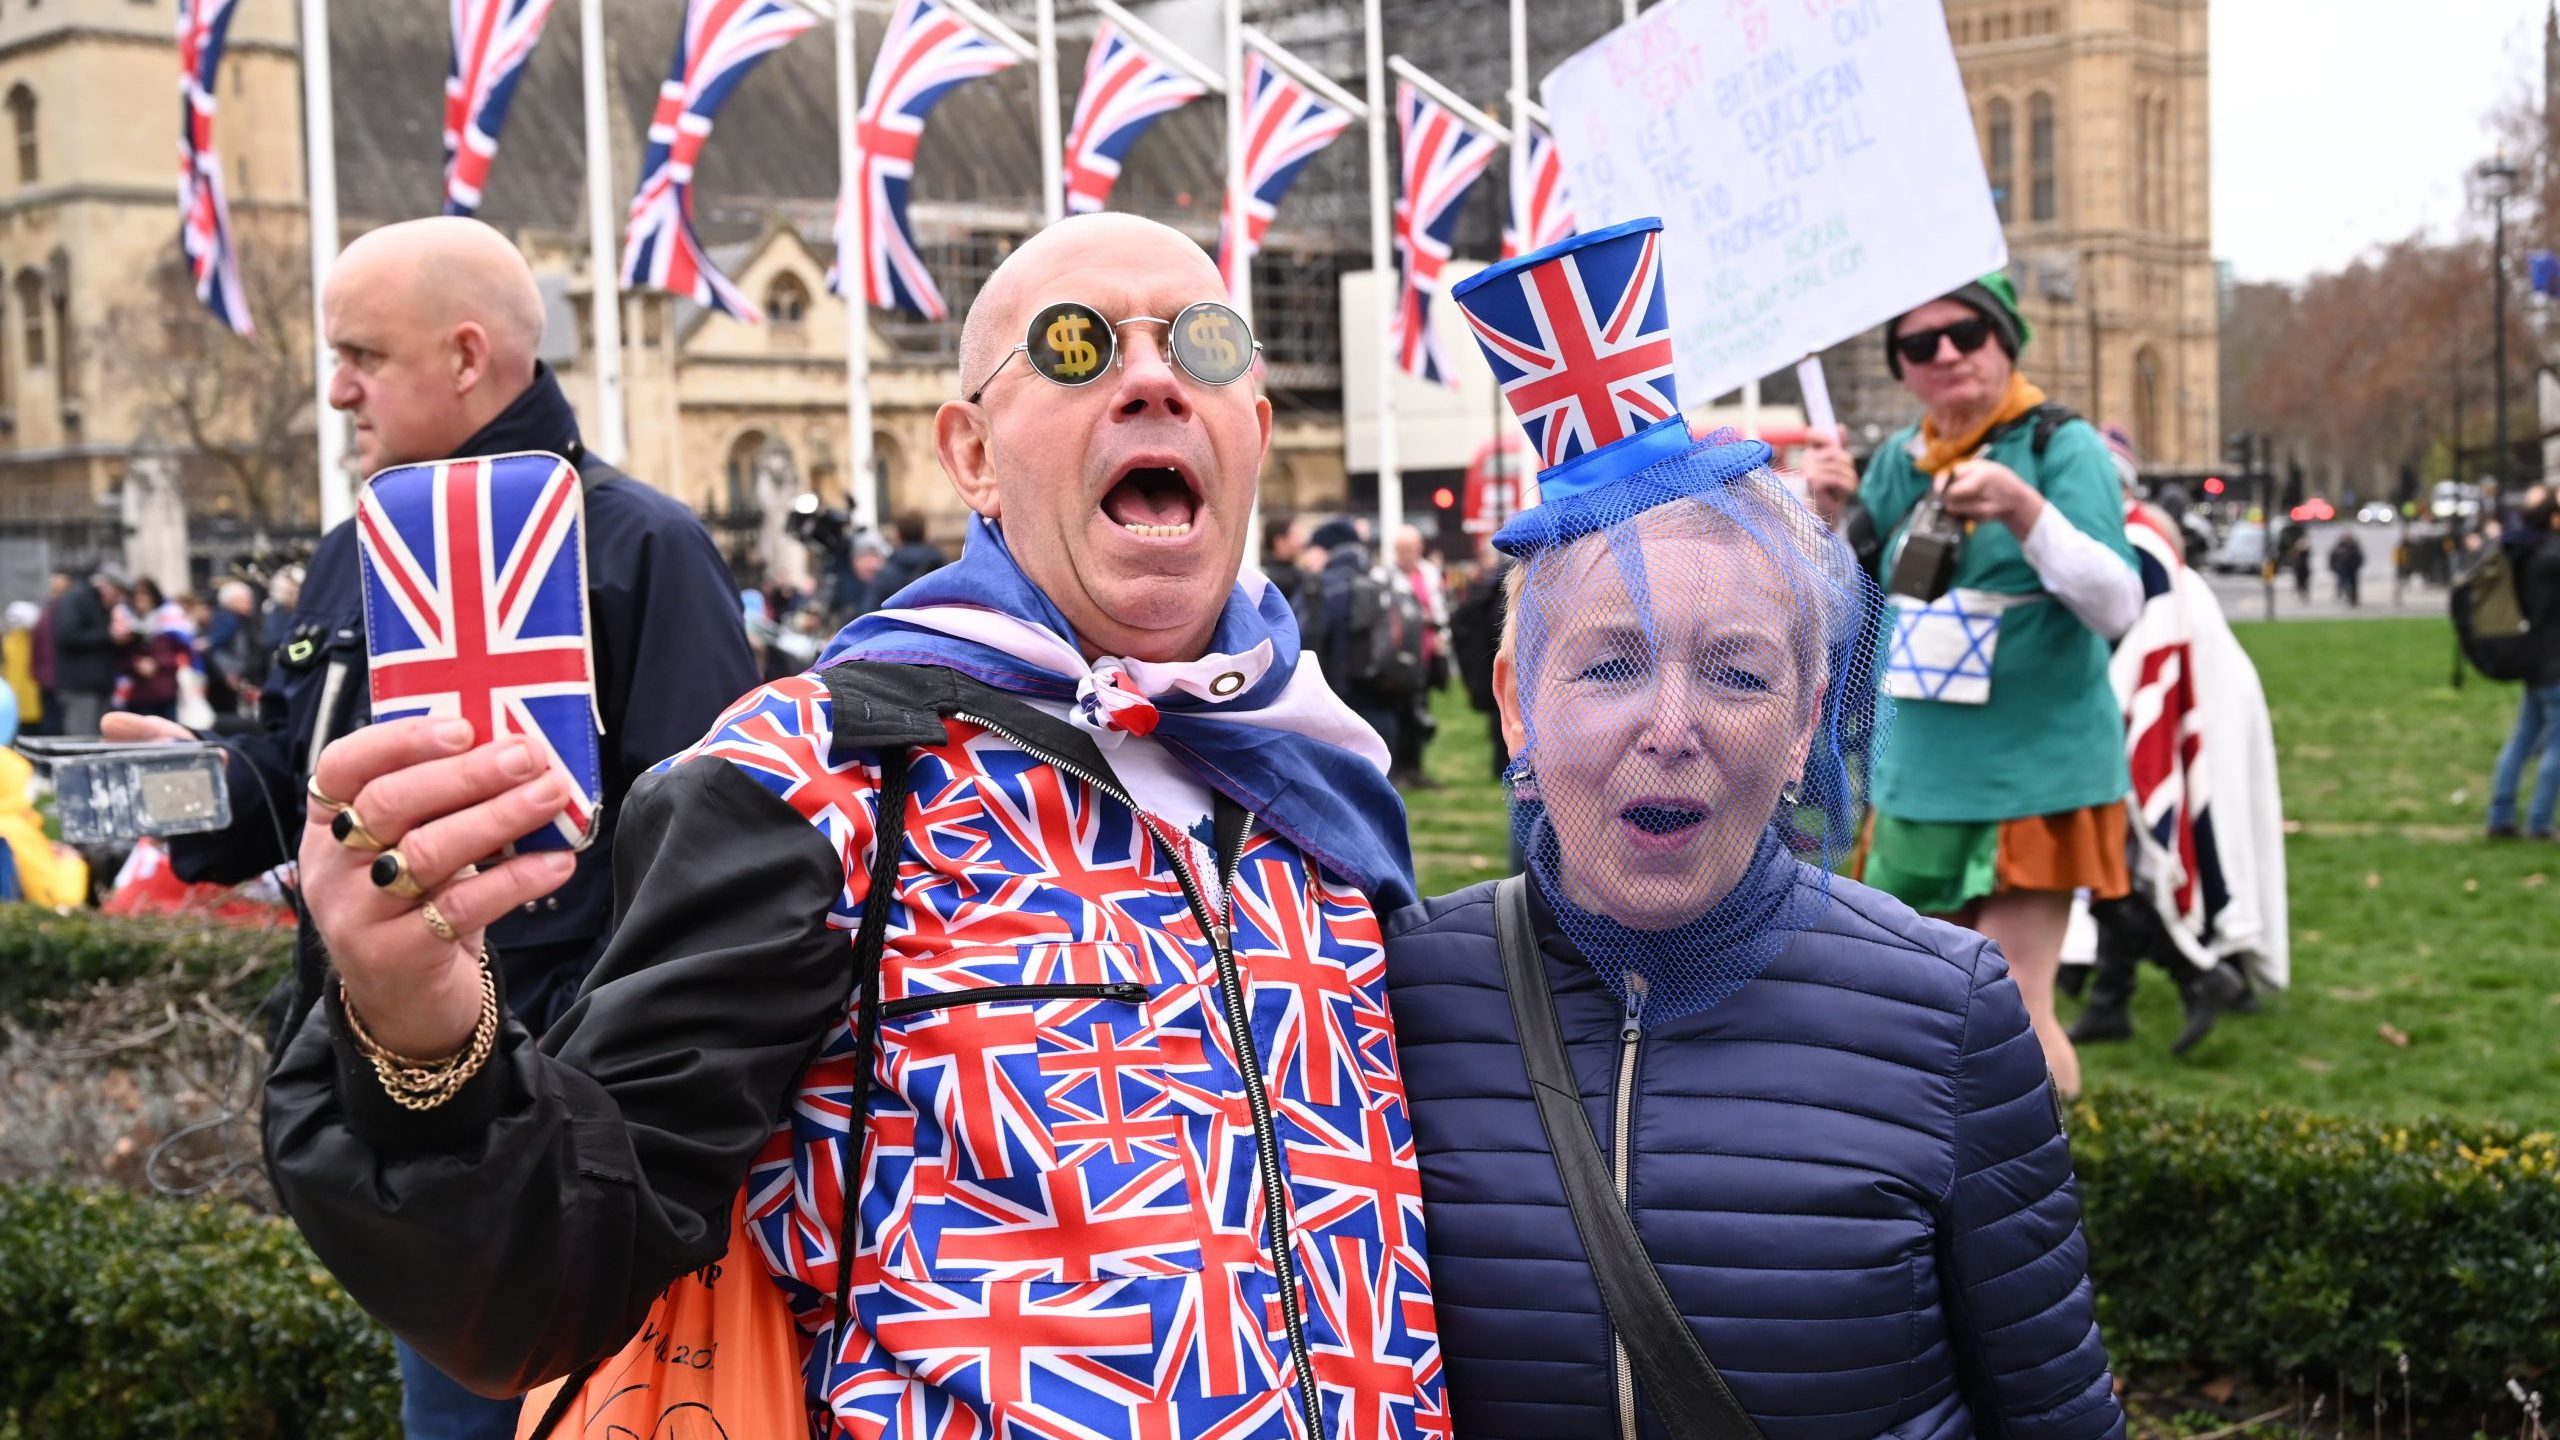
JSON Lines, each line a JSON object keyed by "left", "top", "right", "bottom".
{"left": 2068, "top": 900, "right": 2144, "bottom": 1045}
{"left": 2169, "top": 961, "right": 2249, "bottom": 1056}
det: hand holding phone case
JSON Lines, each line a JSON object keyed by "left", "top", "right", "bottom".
{"left": 355, "top": 451, "right": 604, "bottom": 854}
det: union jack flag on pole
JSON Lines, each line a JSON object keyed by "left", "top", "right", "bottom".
{"left": 1451, "top": 216, "right": 1679, "bottom": 473}
{"left": 356, "top": 453, "right": 604, "bottom": 853}
{"left": 177, "top": 0, "right": 250, "bottom": 335}
{"left": 834, "top": 0, "right": 1019, "bottom": 318}
{"left": 1501, "top": 122, "right": 1573, "bottom": 259}
{"left": 621, "top": 0, "right": 817, "bottom": 323}
{"left": 443, "top": 0, "right": 560, "bottom": 216}
{"left": 1061, "top": 20, "right": 1206, "bottom": 217}
{"left": 1215, "top": 50, "right": 1353, "bottom": 306}
{"left": 1390, "top": 80, "right": 1501, "bottom": 386}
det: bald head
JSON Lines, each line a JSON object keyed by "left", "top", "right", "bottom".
{"left": 336, "top": 217, "right": 546, "bottom": 369}
{"left": 959, "top": 214, "right": 1222, "bottom": 398}
{"left": 326, "top": 217, "right": 550, "bottom": 474}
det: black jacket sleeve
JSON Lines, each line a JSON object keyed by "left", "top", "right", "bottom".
{"left": 263, "top": 754, "right": 855, "bottom": 1397}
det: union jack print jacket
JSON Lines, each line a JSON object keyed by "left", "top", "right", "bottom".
{"left": 267, "top": 661, "right": 1448, "bottom": 1440}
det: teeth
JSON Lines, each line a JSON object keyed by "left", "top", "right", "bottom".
{"left": 1122, "top": 521, "right": 1193, "bottom": 538}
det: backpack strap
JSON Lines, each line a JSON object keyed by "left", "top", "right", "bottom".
{"left": 1494, "top": 876, "right": 1769, "bottom": 1440}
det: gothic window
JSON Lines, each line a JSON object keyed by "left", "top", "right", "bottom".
{"left": 724, "top": 431, "right": 767, "bottom": 516}
{"left": 1987, "top": 99, "right": 2015, "bottom": 223}
{"left": 8, "top": 86, "right": 36, "bottom": 185}
{"left": 2134, "top": 346, "right": 2165, "bottom": 462}
{"left": 766, "top": 273, "right": 811, "bottom": 340}
{"left": 2150, "top": 97, "right": 2173, "bottom": 232}
{"left": 2029, "top": 92, "right": 2058, "bottom": 222}
{"left": 15, "top": 271, "right": 45, "bottom": 368}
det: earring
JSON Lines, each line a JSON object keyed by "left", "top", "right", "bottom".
{"left": 1780, "top": 779, "right": 1804, "bottom": 806}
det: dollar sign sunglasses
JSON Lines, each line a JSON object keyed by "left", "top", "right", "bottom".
{"left": 966, "top": 299, "right": 1261, "bottom": 404}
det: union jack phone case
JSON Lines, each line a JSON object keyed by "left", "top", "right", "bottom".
{"left": 355, "top": 451, "right": 604, "bottom": 854}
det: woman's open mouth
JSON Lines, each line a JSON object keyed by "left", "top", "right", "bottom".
{"left": 1618, "top": 801, "right": 1708, "bottom": 852}
{"left": 1100, "top": 463, "right": 1202, "bottom": 539}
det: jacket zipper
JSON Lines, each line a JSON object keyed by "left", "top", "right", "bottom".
{"left": 953, "top": 714, "right": 1327, "bottom": 1439}
{"left": 879, "top": 981, "right": 1148, "bottom": 1021}
{"left": 1611, "top": 977, "right": 1648, "bottom": 1440}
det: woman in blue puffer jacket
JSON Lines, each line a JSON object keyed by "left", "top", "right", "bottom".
{"left": 1392, "top": 225, "right": 2122, "bottom": 1440}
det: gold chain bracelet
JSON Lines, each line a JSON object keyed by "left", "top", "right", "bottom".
{"left": 339, "top": 958, "right": 501, "bottom": 1112}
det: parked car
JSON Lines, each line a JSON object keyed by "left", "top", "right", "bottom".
{"left": 2210, "top": 525, "right": 2268, "bottom": 575}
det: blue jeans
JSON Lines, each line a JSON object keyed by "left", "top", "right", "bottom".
{"left": 397, "top": 1338, "right": 520, "bottom": 1440}
{"left": 2488, "top": 683, "right": 2560, "bottom": 835}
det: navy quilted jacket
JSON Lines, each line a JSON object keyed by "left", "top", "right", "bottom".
{"left": 1385, "top": 870, "right": 2124, "bottom": 1440}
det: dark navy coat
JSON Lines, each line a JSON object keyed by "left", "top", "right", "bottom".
{"left": 1386, "top": 869, "right": 2123, "bottom": 1440}
{"left": 168, "top": 366, "right": 760, "bottom": 1032}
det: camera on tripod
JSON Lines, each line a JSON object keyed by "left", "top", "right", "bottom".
{"left": 784, "top": 492, "right": 855, "bottom": 563}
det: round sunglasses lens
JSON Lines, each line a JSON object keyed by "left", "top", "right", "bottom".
{"left": 1170, "top": 303, "right": 1253, "bottom": 385}
{"left": 1026, "top": 301, "right": 1113, "bottom": 385}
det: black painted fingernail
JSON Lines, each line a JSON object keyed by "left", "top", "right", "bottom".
{"left": 370, "top": 853, "right": 401, "bottom": 889}
{"left": 332, "top": 810, "right": 354, "bottom": 842}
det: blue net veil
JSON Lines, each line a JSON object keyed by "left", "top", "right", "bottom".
{"left": 1500, "top": 432, "right": 1889, "bottom": 1027}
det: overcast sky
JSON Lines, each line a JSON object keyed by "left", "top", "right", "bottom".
{"left": 2215, "top": 0, "right": 2552, "bottom": 282}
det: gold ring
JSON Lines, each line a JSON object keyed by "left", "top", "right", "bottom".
{"left": 305, "top": 776, "right": 352, "bottom": 815}
{"left": 332, "top": 806, "right": 391, "bottom": 852}
{"left": 419, "top": 899, "right": 459, "bottom": 944}
{"left": 369, "top": 849, "right": 428, "bottom": 901}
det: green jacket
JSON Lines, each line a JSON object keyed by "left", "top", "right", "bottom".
{"left": 1861, "top": 410, "right": 2135, "bottom": 823}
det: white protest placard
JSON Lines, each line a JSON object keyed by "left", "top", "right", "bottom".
{"left": 1541, "top": 0, "right": 2007, "bottom": 411}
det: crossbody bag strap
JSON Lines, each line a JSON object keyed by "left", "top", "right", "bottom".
{"left": 820, "top": 747, "right": 915, "bottom": 1429}
{"left": 1494, "top": 875, "right": 1768, "bottom": 1440}
{"left": 527, "top": 748, "right": 917, "bottom": 1440}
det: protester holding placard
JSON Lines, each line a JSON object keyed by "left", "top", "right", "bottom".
{"left": 1804, "top": 274, "right": 2143, "bottom": 1099}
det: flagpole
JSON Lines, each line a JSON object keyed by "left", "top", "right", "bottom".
{"left": 579, "top": 0, "right": 627, "bottom": 463}
{"left": 835, "top": 0, "right": 876, "bottom": 531}
{"left": 1223, "top": 0, "right": 1260, "bottom": 565}
{"left": 1508, "top": 0, "right": 1528, "bottom": 242}
{"left": 1036, "top": 0, "right": 1062, "bottom": 225}
{"left": 1363, "top": 0, "right": 1398, "bottom": 553}
{"left": 300, "top": 0, "right": 348, "bottom": 529}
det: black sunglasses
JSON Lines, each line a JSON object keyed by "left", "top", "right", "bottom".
{"left": 966, "top": 299, "right": 1260, "bottom": 403}
{"left": 1893, "top": 317, "right": 1994, "bottom": 368}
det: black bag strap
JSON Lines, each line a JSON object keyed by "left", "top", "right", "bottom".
{"left": 526, "top": 748, "right": 914, "bottom": 1440}
{"left": 1494, "top": 875, "right": 1768, "bottom": 1440}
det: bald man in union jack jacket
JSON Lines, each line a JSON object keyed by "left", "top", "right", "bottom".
{"left": 267, "top": 213, "right": 1446, "bottom": 1440}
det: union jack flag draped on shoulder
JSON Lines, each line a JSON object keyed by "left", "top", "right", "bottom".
{"left": 177, "top": 0, "right": 250, "bottom": 335}
{"left": 1215, "top": 49, "right": 1353, "bottom": 307}
{"left": 621, "top": 0, "right": 817, "bottom": 323}
{"left": 1061, "top": 21, "right": 1206, "bottom": 217}
{"left": 832, "top": 0, "right": 1018, "bottom": 319}
{"left": 443, "top": 0, "right": 561, "bottom": 216}
{"left": 357, "top": 453, "right": 604, "bottom": 853}
{"left": 1501, "top": 121, "right": 1574, "bottom": 259}
{"left": 1390, "top": 80, "right": 1501, "bottom": 386}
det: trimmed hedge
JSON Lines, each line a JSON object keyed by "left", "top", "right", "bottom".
{"left": 2073, "top": 1088, "right": 2560, "bottom": 1421}
{"left": 0, "top": 1182, "right": 398, "bottom": 1436}
{"left": 0, "top": 904, "right": 289, "bottom": 1028}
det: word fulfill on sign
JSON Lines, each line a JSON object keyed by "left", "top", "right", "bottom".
{"left": 1543, "top": 0, "right": 2007, "bottom": 410}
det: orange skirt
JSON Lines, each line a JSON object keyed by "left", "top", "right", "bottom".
{"left": 1859, "top": 800, "right": 2131, "bottom": 914}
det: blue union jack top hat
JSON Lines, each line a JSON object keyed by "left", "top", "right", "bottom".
{"left": 1451, "top": 215, "right": 1771, "bottom": 557}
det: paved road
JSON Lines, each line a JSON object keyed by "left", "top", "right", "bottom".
{"left": 2189, "top": 518, "right": 2448, "bottom": 623}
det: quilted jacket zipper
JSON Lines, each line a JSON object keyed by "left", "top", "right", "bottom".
{"left": 953, "top": 713, "right": 1327, "bottom": 1439}
{"left": 1611, "top": 977, "right": 1648, "bottom": 1440}
{"left": 879, "top": 982, "right": 1149, "bottom": 1021}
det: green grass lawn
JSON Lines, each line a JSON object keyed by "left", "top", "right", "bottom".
{"left": 1397, "top": 616, "right": 2560, "bottom": 1126}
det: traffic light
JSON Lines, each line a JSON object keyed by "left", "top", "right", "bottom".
{"left": 2203, "top": 476, "right": 2226, "bottom": 496}
{"left": 2223, "top": 431, "right": 2256, "bottom": 470}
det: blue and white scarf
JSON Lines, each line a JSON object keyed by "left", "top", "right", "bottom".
{"left": 822, "top": 516, "right": 1416, "bottom": 909}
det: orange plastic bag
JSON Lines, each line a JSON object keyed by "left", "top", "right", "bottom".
{"left": 518, "top": 1199, "right": 810, "bottom": 1439}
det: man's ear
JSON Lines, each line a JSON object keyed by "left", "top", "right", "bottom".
{"left": 1493, "top": 648, "right": 1527, "bottom": 757}
{"left": 935, "top": 399, "right": 1001, "bottom": 519}
{"left": 448, "top": 321, "right": 493, "bottom": 397}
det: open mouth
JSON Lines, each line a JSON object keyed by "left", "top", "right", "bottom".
{"left": 1101, "top": 462, "right": 1203, "bottom": 539}
{"left": 1620, "top": 802, "right": 1707, "bottom": 838}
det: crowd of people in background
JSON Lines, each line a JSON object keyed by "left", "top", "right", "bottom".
{"left": 3, "top": 561, "right": 305, "bottom": 740}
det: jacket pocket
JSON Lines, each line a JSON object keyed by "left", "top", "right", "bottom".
{"left": 880, "top": 942, "right": 1214, "bottom": 1282}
